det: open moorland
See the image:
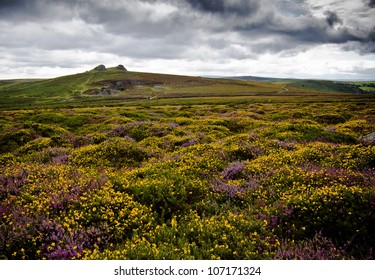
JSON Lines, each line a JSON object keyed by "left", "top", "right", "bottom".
{"left": 1, "top": 67, "right": 374, "bottom": 260}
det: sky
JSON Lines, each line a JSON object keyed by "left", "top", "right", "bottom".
{"left": 0, "top": 0, "right": 374, "bottom": 80}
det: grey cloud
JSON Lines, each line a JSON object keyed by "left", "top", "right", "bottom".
{"left": 324, "top": 11, "right": 343, "bottom": 27}
{"left": 0, "top": 0, "right": 375, "bottom": 72}
{"left": 343, "top": 28, "right": 375, "bottom": 54}
{"left": 77, "top": 1, "right": 188, "bottom": 39}
{"left": 369, "top": 0, "right": 375, "bottom": 8}
{"left": 0, "top": 0, "right": 78, "bottom": 21}
{"left": 233, "top": 13, "right": 359, "bottom": 52}
{"left": 0, "top": 0, "right": 39, "bottom": 20}
{"left": 0, "top": 0, "right": 30, "bottom": 12}
{"left": 183, "top": 0, "right": 261, "bottom": 16}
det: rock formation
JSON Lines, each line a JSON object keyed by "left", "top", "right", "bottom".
{"left": 115, "top": 64, "right": 127, "bottom": 71}
{"left": 93, "top": 64, "right": 107, "bottom": 71}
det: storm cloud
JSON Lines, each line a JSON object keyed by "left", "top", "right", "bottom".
{"left": 0, "top": 0, "right": 374, "bottom": 79}
{"left": 184, "top": 0, "right": 261, "bottom": 16}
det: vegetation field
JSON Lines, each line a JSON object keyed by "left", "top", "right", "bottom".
{"left": 1, "top": 70, "right": 375, "bottom": 260}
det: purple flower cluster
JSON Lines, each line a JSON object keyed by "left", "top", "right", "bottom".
{"left": 51, "top": 154, "right": 69, "bottom": 164}
{"left": 43, "top": 147, "right": 70, "bottom": 164}
{"left": 221, "top": 161, "right": 245, "bottom": 180}
{"left": 0, "top": 169, "right": 27, "bottom": 199}
{"left": 48, "top": 185, "right": 82, "bottom": 212}
{"left": 210, "top": 178, "right": 256, "bottom": 202}
{"left": 181, "top": 139, "right": 200, "bottom": 148}
{"left": 0, "top": 203, "right": 11, "bottom": 217}
{"left": 210, "top": 180, "right": 244, "bottom": 201}
{"left": 209, "top": 162, "right": 267, "bottom": 202}
{"left": 111, "top": 125, "right": 128, "bottom": 137}
{"left": 149, "top": 126, "right": 168, "bottom": 137}
{"left": 38, "top": 220, "right": 108, "bottom": 260}
{"left": 275, "top": 233, "right": 347, "bottom": 260}
{"left": 61, "top": 133, "right": 95, "bottom": 148}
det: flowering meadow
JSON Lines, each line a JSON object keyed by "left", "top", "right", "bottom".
{"left": 1, "top": 101, "right": 374, "bottom": 259}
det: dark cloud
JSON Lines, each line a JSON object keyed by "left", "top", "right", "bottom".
{"left": 324, "top": 11, "right": 343, "bottom": 27}
{"left": 1, "top": 0, "right": 373, "bottom": 54}
{"left": 0, "top": 0, "right": 36, "bottom": 18}
{"left": 233, "top": 12, "right": 365, "bottom": 55}
{"left": 0, "top": 0, "right": 78, "bottom": 21}
{"left": 0, "top": 0, "right": 374, "bottom": 79}
{"left": 183, "top": 0, "right": 260, "bottom": 16}
{"left": 0, "top": 0, "right": 29, "bottom": 10}
{"left": 344, "top": 28, "right": 375, "bottom": 54}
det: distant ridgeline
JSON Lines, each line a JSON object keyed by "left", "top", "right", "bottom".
{"left": 92, "top": 64, "right": 127, "bottom": 71}
{"left": 334, "top": 82, "right": 374, "bottom": 94}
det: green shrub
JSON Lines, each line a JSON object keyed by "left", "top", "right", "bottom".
{"left": 84, "top": 211, "right": 279, "bottom": 260}
{"left": 16, "top": 137, "right": 53, "bottom": 154}
{"left": 66, "top": 184, "right": 156, "bottom": 242}
{"left": 23, "top": 122, "right": 68, "bottom": 137}
{"left": 281, "top": 185, "right": 374, "bottom": 258}
{"left": 314, "top": 113, "right": 347, "bottom": 124}
{"left": 120, "top": 111, "right": 150, "bottom": 121}
{"left": 0, "top": 128, "right": 37, "bottom": 153}
{"left": 28, "top": 113, "right": 92, "bottom": 130}
{"left": 336, "top": 120, "right": 372, "bottom": 137}
{"left": 72, "top": 137, "right": 148, "bottom": 168}
{"left": 126, "top": 169, "right": 209, "bottom": 221}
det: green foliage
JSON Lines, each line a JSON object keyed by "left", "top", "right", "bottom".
{"left": 0, "top": 128, "right": 37, "bottom": 153}
{"left": 314, "top": 113, "right": 347, "bottom": 124}
{"left": 16, "top": 137, "right": 53, "bottom": 154}
{"left": 28, "top": 113, "right": 91, "bottom": 130}
{"left": 85, "top": 211, "right": 278, "bottom": 260}
{"left": 120, "top": 111, "right": 150, "bottom": 121}
{"left": 72, "top": 137, "right": 148, "bottom": 168}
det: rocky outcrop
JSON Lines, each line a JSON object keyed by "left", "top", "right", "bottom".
{"left": 85, "top": 86, "right": 121, "bottom": 95}
{"left": 92, "top": 64, "right": 127, "bottom": 71}
{"left": 115, "top": 64, "right": 127, "bottom": 71}
{"left": 93, "top": 64, "right": 107, "bottom": 71}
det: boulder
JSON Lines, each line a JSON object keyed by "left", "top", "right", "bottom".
{"left": 93, "top": 64, "right": 107, "bottom": 71}
{"left": 360, "top": 132, "right": 375, "bottom": 145}
{"left": 115, "top": 64, "right": 127, "bottom": 71}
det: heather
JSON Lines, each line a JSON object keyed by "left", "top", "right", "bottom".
{"left": 1, "top": 101, "right": 374, "bottom": 260}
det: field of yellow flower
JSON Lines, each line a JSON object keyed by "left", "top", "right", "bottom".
{"left": 1, "top": 101, "right": 374, "bottom": 259}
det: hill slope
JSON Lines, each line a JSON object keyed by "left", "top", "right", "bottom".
{"left": 0, "top": 68, "right": 373, "bottom": 109}
{"left": 226, "top": 76, "right": 374, "bottom": 94}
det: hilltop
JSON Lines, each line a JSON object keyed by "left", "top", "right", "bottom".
{"left": 0, "top": 66, "right": 374, "bottom": 109}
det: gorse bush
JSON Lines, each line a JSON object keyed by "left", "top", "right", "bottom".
{"left": 1, "top": 101, "right": 374, "bottom": 260}
{"left": 0, "top": 128, "right": 37, "bottom": 153}
{"left": 72, "top": 137, "right": 148, "bottom": 168}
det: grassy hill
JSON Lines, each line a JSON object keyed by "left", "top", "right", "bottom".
{"left": 3, "top": 67, "right": 373, "bottom": 110}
